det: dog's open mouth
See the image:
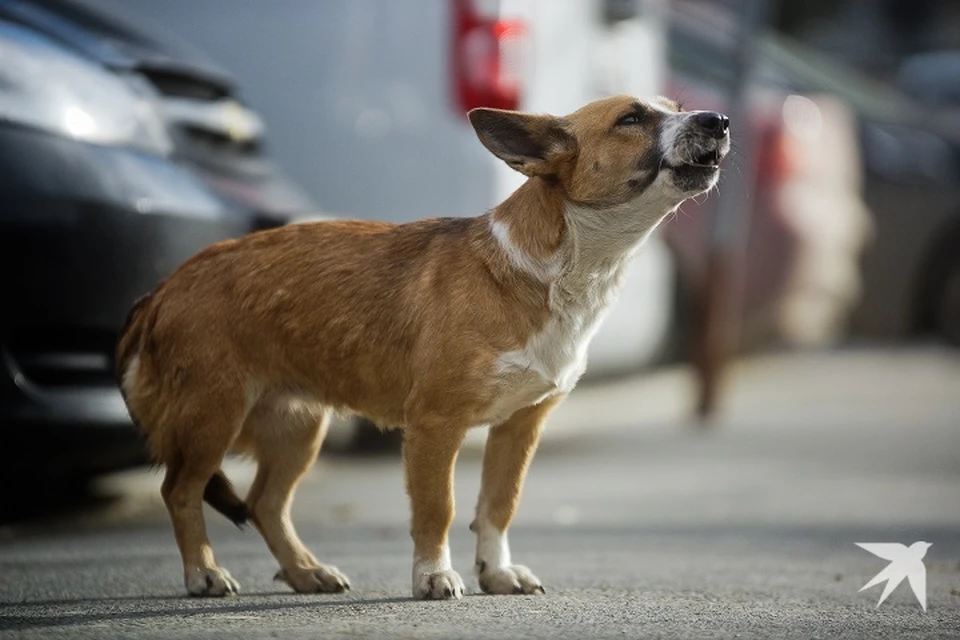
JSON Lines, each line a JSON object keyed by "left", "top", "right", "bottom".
{"left": 662, "top": 143, "right": 727, "bottom": 193}
{"left": 687, "top": 149, "right": 723, "bottom": 168}
{"left": 663, "top": 148, "right": 725, "bottom": 174}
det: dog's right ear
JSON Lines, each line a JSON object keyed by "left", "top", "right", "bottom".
{"left": 469, "top": 108, "right": 576, "bottom": 178}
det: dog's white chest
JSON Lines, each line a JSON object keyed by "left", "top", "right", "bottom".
{"left": 500, "top": 315, "right": 594, "bottom": 392}
{"left": 486, "top": 288, "right": 615, "bottom": 424}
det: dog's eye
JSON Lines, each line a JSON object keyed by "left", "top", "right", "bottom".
{"left": 617, "top": 113, "right": 643, "bottom": 126}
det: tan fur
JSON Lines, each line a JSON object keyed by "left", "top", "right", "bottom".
{"left": 117, "top": 95, "right": 727, "bottom": 599}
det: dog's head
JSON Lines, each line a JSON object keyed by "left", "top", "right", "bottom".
{"left": 469, "top": 95, "right": 729, "bottom": 208}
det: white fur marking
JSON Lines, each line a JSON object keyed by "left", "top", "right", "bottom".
{"left": 472, "top": 508, "right": 543, "bottom": 593}
{"left": 475, "top": 518, "right": 511, "bottom": 570}
{"left": 413, "top": 545, "right": 452, "bottom": 577}
{"left": 660, "top": 112, "right": 690, "bottom": 167}
{"left": 412, "top": 544, "right": 464, "bottom": 598}
{"left": 490, "top": 218, "right": 560, "bottom": 283}
{"left": 121, "top": 354, "right": 140, "bottom": 396}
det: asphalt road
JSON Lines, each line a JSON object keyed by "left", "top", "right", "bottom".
{"left": 2, "top": 347, "right": 959, "bottom": 639}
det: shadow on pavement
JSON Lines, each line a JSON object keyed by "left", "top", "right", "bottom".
{"left": 1, "top": 595, "right": 414, "bottom": 631}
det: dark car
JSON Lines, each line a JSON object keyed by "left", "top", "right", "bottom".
{"left": 0, "top": 0, "right": 314, "bottom": 484}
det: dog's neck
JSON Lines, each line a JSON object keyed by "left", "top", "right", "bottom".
{"left": 486, "top": 177, "right": 678, "bottom": 308}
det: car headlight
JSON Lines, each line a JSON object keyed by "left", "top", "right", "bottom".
{"left": 0, "top": 20, "right": 172, "bottom": 155}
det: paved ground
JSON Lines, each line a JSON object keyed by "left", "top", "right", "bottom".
{"left": 1, "top": 346, "right": 959, "bottom": 639}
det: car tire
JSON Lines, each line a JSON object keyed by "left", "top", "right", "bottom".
{"left": 936, "top": 259, "right": 960, "bottom": 347}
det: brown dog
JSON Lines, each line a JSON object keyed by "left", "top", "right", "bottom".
{"left": 117, "top": 95, "right": 729, "bottom": 599}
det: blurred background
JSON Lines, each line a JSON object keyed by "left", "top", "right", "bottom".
{"left": 0, "top": 0, "right": 958, "bottom": 526}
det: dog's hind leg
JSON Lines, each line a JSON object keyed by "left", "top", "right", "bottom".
{"left": 157, "top": 388, "right": 249, "bottom": 597}
{"left": 244, "top": 403, "right": 350, "bottom": 594}
{"left": 161, "top": 439, "right": 244, "bottom": 595}
{"left": 161, "top": 461, "right": 238, "bottom": 596}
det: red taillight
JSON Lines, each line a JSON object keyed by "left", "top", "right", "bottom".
{"left": 452, "top": 0, "right": 527, "bottom": 114}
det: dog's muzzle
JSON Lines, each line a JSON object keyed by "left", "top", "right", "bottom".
{"left": 659, "top": 110, "right": 730, "bottom": 193}
{"left": 662, "top": 110, "right": 730, "bottom": 170}
{"left": 681, "top": 111, "right": 730, "bottom": 168}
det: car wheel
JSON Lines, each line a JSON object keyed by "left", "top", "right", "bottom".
{"left": 937, "top": 260, "right": 960, "bottom": 347}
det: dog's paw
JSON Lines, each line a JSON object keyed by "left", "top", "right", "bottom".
{"left": 185, "top": 566, "right": 240, "bottom": 597}
{"left": 477, "top": 564, "right": 544, "bottom": 595}
{"left": 275, "top": 564, "right": 351, "bottom": 594}
{"left": 413, "top": 569, "right": 465, "bottom": 600}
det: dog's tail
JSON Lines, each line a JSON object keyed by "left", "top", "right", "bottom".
{"left": 204, "top": 470, "right": 250, "bottom": 528}
{"left": 116, "top": 291, "right": 154, "bottom": 386}
{"left": 116, "top": 294, "right": 250, "bottom": 528}
{"left": 115, "top": 290, "right": 160, "bottom": 450}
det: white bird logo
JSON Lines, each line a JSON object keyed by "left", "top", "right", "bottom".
{"left": 856, "top": 541, "right": 931, "bottom": 611}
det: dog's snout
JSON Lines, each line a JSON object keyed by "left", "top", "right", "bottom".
{"left": 694, "top": 111, "right": 730, "bottom": 138}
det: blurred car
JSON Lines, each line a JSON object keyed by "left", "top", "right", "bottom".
{"left": 0, "top": 0, "right": 314, "bottom": 483}
{"left": 768, "top": 41, "right": 960, "bottom": 346}
{"left": 881, "top": 49, "right": 960, "bottom": 345}
{"left": 665, "top": 2, "right": 960, "bottom": 350}
{"left": 664, "top": 2, "right": 874, "bottom": 350}
{"left": 895, "top": 50, "right": 960, "bottom": 109}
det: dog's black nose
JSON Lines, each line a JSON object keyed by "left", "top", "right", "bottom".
{"left": 695, "top": 111, "right": 730, "bottom": 138}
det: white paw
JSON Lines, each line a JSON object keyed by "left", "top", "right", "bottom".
{"left": 477, "top": 564, "right": 544, "bottom": 595}
{"left": 413, "top": 569, "right": 466, "bottom": 600}
{"left": 185, "top": 565, "right": 240, "bottom": 597}
{"left": 275, "top": 564, "right": 351, "bottom": 594}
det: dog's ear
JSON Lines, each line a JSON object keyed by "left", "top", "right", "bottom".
{"left": 468, "top": 108, "right": 576, "bottom": 178}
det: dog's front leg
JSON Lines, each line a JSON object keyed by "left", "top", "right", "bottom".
{"left": 472, "top": 396, "right": 563, "bottom": 595}
{"left": 403, "top": 420, "right": 467, "bottom": 600}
